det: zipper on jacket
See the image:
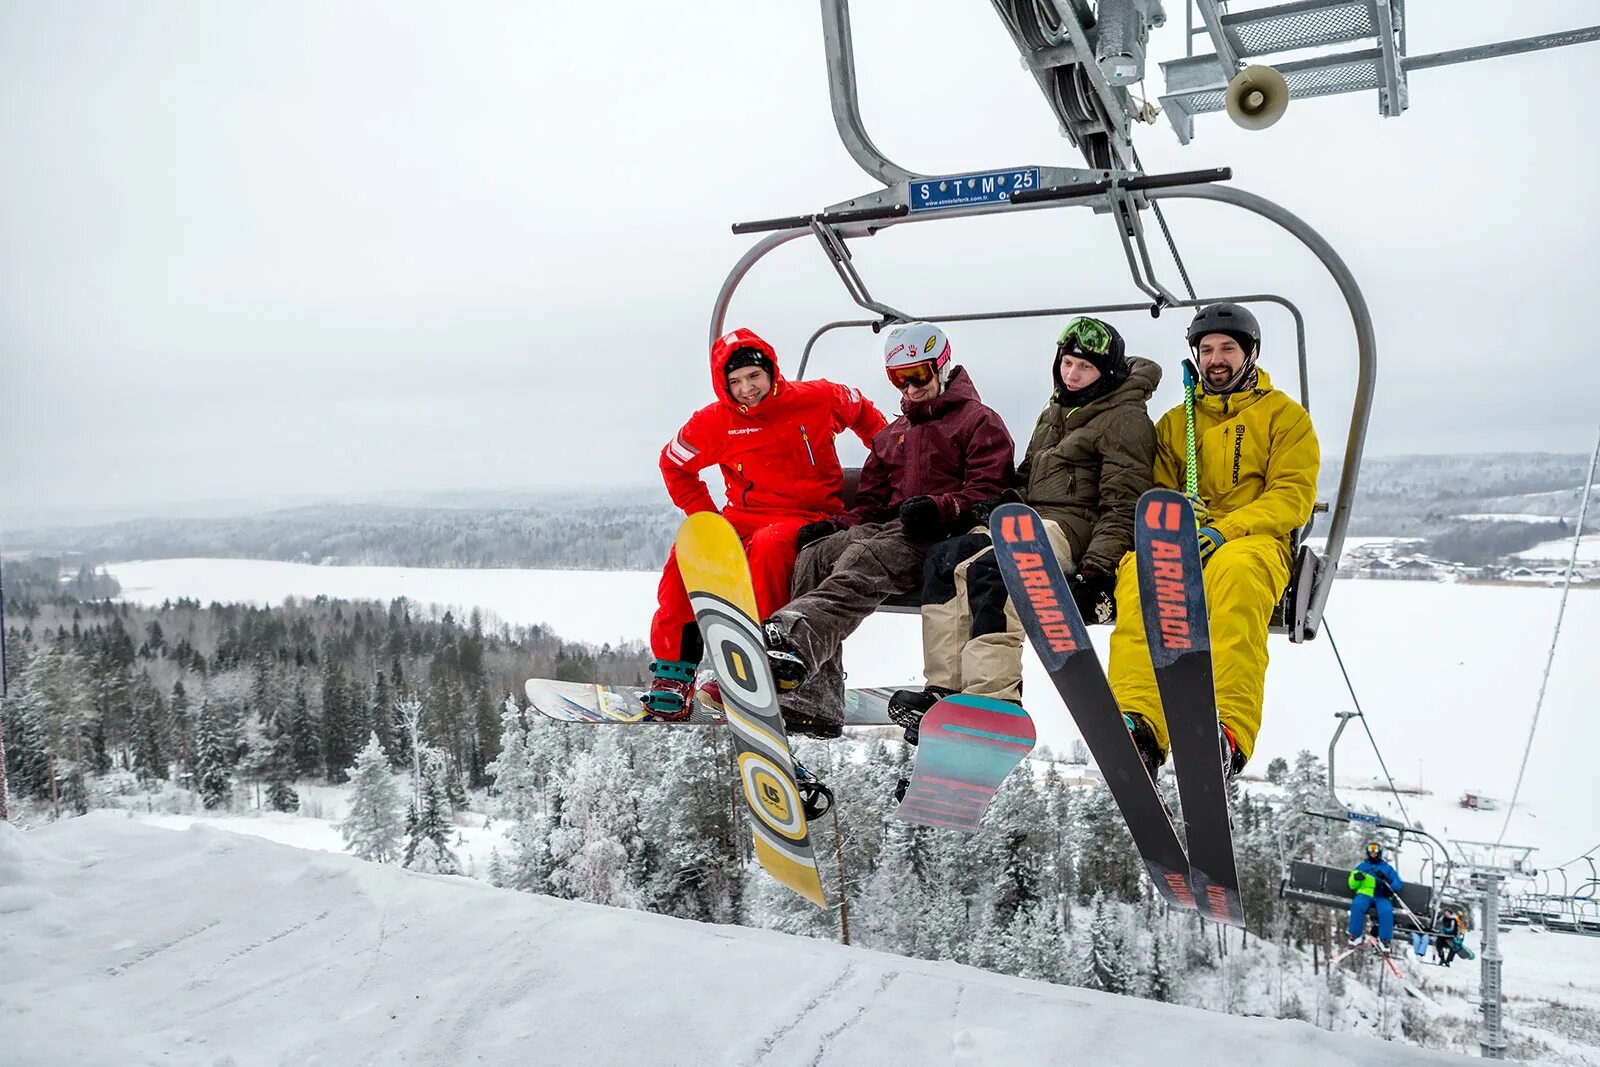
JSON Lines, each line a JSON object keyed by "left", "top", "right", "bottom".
{"left": 799, "top": 424, "right": 817, "bottom": 465}
{"left": 736, "top": 462, "right": 751, "bottom": 507}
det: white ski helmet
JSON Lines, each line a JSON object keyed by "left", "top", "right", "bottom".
{"left": 882, "top": 321, "right": 953, "bottom": 386}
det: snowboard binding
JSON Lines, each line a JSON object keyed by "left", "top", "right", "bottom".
{"left": 798, "top": 778, "right": 834, "bottom": 821}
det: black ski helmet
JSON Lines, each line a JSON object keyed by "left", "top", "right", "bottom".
{"left": 1186, "top": 302, "right": 1260, "bottom": 356}
{"left": 1366, "top": 841, "right": 1384, "bottom": 862}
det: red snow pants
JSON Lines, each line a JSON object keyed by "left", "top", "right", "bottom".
{"left": 649, "top": 510, "right": 814, "bottom": 662}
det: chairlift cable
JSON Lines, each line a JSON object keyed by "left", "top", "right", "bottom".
{"left": 1322, "top": 619, "right": 1413, "bottom": 827}
{"left": 1131, "top": 145, "right": 1198, "bottom": 303}
{"left": 1495, "top": 425, "right": 1600, "bottom": 847}
{"left": 1547, "top": 841, "right": 1600, "bottom": 872}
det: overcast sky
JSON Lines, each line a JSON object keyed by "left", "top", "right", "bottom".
{"left": 3, "top": 1, "right": 1598, "bottom": 523}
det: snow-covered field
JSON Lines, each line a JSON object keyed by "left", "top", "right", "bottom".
{"left": 106, "top": 557, "right": 1599, "bottom": 866}
{"left": 1, "top": 814, "right": 1475, "bottom": 1067}
{"left": 1517, "top": 533, "right": 1600, "bottom": 562}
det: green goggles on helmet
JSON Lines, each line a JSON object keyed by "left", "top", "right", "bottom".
{"left": 1056, "top": 316, "right": 1113, "bottom": 357}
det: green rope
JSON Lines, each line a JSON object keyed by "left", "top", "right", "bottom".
{"left": 1183, "top": 360, "right": 1199, "bottom": 499}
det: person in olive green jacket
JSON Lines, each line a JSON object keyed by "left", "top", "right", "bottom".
{"left": 888, "top": 317, "right": 1158, "bottom": 732}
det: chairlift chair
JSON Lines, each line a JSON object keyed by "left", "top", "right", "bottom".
{"left": 711, "top": 0, "right": 1377, "bottom": 643}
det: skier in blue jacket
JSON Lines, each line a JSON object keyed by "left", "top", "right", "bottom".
{"left": 1347, "top": 841, "right": 1403, "bottom": 950}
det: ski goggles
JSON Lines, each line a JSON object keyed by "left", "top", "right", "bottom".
{"left": 1056, "top": 316, "right": 1114, "bottom": 357}
{"left": 886, "top": 361, "right": 938, "bottom": 390}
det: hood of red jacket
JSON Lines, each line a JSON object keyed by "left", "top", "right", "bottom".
{"left": 709, "top": 328, "right": 788, "bottom": 414}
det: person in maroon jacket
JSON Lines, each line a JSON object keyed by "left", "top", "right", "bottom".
{"left": 644, "top": 327, "right": 887, "bottom": 719}
{"left": 762, "top": 322, "right": 1016, "bottom": 735}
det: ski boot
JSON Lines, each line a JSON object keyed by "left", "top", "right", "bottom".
{"left": 761, "top": 621, "right": 809, "bottom": 691}
{"left": 794, "top": 761, "right": 834, "bottom": 820}
{"left": 886, "top": 686, "right": 954, "bottom": 746}
{"left": 1123, "top": 712, "right": 1166, "bottom": 782}
{"left": 640, "top": 659, "right": 697, "bottom": 721}
{"left": 1220, "top": 724, "right": 1246, "bottom": 782}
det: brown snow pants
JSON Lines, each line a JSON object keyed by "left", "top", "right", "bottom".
{"left": 769, "top": 521, "right": 928, "bottom": 726}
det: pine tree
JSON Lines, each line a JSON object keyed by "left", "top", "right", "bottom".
{"left": 341, "top": 733, "right": 405, "bottom": 862}
{"left": 261, "top": 704, "right": 300, "bottom": 813}
{"left": 194, "top": 699, "right": 233, "bottom": 810}
{"left": 1080, "top": 892, "right": 1131, "bottom": 995}
{"left": 321, "top": 661, "right": 355, "bottom": 782}
{"left": 288, "top": 680, "right": 320, "bottom": 777}
{"left": 402, "top": 747, "right": 461, "bottom": 875}
{"left": 369, "top": 671, "right": 394, "bottom": 760}
{"left": 1145, "top": 923, "right": 1179, "bottom": 1003}
{"left": 169, "top": 680, "right": 195, "bottom": 781}
{"left": 130, "top": 673, "right": 168, "bottom": 781}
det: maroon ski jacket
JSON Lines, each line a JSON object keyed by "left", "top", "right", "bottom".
{"left": 839, "top": 366, "right": 1015, "bottom": 531}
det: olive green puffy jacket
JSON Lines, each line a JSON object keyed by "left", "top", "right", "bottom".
{"left": 1017, "top": 357, "right": 1161, "bottom": 573}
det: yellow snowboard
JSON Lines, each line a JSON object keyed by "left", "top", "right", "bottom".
{"left": 675, "top": 512, "right": 826, "bottom": 908}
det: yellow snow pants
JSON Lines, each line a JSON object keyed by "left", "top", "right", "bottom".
{"left": 1106, "top": 533, "right": 1291, "bottom": 763}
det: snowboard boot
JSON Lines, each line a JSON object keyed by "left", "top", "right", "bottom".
{"left": 641, "top": 659, "right": 698, "bottom": 720}
{"left": 886, "top": 686, "right": 954, "bottom": 746}
{"left": 1220, "top": 724, "right": 1246, "bottom": 782}
{"left": 761, "top": 621, "right": 809, "bottom": 691}
{"left": 1123, "top": 712, "right": 1166, "bottom": 782}
{"left": 781, "top": 707, "right": 843, "bottom": 740}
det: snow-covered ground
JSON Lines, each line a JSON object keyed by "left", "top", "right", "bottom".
{"left": 1, "top": 814, "right": 1475, "bottom": 1067}
{"left": 106, "top": 557, "right": 1600, "bottom": 867}
{"left": 1516, "top": 533, "right": 1600, "bottom": 563}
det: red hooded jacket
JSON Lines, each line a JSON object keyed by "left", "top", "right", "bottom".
{"left": 660, "top": 329, "right": 887, "bottom": 521}
{"left": 840, "top": 365, "right": 1016, "bottom": 530}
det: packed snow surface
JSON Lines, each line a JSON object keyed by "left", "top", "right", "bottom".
{"left": 0, "top": 815, "right": 1474, "bottom": 1067}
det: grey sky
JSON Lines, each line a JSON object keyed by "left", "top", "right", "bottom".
{"left": 3, "top": 1, "right": 1598, "bottom": 521}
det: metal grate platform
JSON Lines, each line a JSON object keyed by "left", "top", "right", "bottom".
{"left": 1224, "top": 0, "right": 1377, "bottom": 58}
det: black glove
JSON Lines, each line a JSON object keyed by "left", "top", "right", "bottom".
{"left": 969, "top": 488, "right": 1023, "bottom": 528}
{"left": 1067, "top": 567, "right": 1117, "bottom": 625}
{"left": 898, "top": 496, "right": 944, "bottom": 542}
{"left": 1373, "top": 874, "right": 1393, "bottom": 899}
{"left": 795, "top": 519, "right": 839, "bottom": 550}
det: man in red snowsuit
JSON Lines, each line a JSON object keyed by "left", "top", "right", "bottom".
{"left": 645, "top": 327, "right": 887, "bottom": 717}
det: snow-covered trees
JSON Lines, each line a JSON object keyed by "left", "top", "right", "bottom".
{"left": 194, "top": 699, "right": 233, "bottom": 810}
{"left": 402, "top": 746, "right": 461, "bottom": 875}
{"left": 341, "top": 733, "right": 405, "bottom": 862}
{"left": 546, "top": 738, "right": 639, "bottom": 908}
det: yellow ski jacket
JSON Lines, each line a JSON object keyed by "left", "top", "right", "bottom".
{"left": 1151, "top": 368, "right": 1320, "bottom": 547}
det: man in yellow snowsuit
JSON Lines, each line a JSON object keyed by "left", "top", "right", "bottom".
{"left": 1109, "top": 303, "right": 1319, "bottom": 779}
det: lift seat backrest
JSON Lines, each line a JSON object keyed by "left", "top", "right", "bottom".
{"left": 1283, "top": 860, "right": 1434, "bottom": 930}
{"left": 838, "top": 466, "right": 1328, "bottom": 632}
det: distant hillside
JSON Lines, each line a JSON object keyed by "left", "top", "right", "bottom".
{"left": 9, "top": 453, "right": 1595, "bottom": 571}
{"left": 10, "top": 488, "right": 680, "bottom": 571}
{"left": 1318, "top": 453, "right": 1596, "bottom": 565}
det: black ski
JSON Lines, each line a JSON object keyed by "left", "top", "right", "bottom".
{"left": 990, "top": 503, "right": 1197, "bottom": 913}
{"left": 1133, "top": 488, "right": 1244, "bottom": 927}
